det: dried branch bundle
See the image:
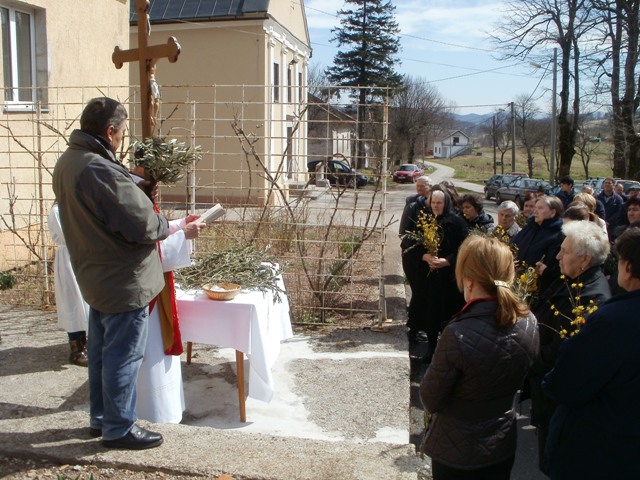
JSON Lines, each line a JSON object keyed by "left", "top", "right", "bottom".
{"left": 174, "top": 243, "right": 284, "bottom": 302}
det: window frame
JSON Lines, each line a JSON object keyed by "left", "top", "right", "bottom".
{"left": 1, "top": 3, "right": 36, "bottom": 111}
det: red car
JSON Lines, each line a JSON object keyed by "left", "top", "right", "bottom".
{"left": 393, "top": 164, "right": 424, "bottom": 183}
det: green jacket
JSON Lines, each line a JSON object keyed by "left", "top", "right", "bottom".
{"left": 52, "top": 130, "right": 169, "bottom": 313}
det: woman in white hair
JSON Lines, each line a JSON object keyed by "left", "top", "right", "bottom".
{"left": 528, "top": 220, "right": 611, "bottom": 474}
{"left": 492, "top": 200, "right": 521, "bottom": 241}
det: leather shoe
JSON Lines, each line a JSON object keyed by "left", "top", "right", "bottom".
{"left": 102, "top": 424, "right": 163, "bottom": 450}
{"left": 89, "top": 427, "right": 102, "bottom": 438}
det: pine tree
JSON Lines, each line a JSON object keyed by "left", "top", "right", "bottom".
{"left": 326, "top": 0, "right": 403, "bottom": 168}
{"left": 326, "top": 0, "right": 403, "bottom": 98}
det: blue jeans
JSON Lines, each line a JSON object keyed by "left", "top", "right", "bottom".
{"left": 88, "top": 306, "right": 149, "bottom": 440}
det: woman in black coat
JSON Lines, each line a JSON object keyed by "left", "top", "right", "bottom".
{"left": 512, "top": 195, "right": 564, "bottom": 301}
{"left": 420, "top": 235, "right": 538, "bottom": 480}
{"left": 421, "top": 186, "right": 469, "bottom": 361}
{"left": 400, "top": 192, "right": 432, "bottom": 343}
{"left": 459, "top": 193, "right": 495, "bottom": 233}
{"left": 529, "top": 220, "right": 611, "bottom": 473}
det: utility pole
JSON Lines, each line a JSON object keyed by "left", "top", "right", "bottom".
{"left": 492, "top": 115, "right": 497, "bottom": 175}
{"left": 510, "top": 101, "right": 516, "bottom": 172}
{"left": 549, "top": 48, "right": 557, "bottom": 186}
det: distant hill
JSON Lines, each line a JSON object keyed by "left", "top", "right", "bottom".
{"left": 451, "top": 112, "right": 494, "bottom": 137}
{"left": 452, "top": 112, "right": 493, "bottom": 125}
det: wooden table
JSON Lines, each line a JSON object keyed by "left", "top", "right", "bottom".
{"left": 176, "top": 284, "right": 292, "bottom": 422}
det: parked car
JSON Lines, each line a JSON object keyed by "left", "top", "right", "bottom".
{"left": 392, "top": 164, "right": 424, "bottom": 183}
{"left": 484, "top": 173, "right": 529, "bottom": 200}
{"left": 307, "top": 159, "right": 368, "bottom": 188}
{"left": 495, "top": 178, "right": 551, "bottom": 206}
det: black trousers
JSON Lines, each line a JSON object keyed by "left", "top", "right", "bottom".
{"left": 432, "top": 455, "right": 515, "bottom": 480}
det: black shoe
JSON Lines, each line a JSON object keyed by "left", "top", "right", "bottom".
{"left": 89, "top": 427, "right": 102, "bottom": 438}
{"left": 102, "top": 424, "right": 163, "bottom": 450}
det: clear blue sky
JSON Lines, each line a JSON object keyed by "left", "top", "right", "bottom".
{"left": 305, "top": 0, "right": 556, "bottom": 116}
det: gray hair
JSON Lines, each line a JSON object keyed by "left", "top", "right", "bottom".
{"left": 561, "top": 220, "right": 610, "bottom": 266}
{"left": 498, "top": 200, "right": 519, "bottom": 216}
{"left": 416, "top": 175, "right": 432, "bottom": 185}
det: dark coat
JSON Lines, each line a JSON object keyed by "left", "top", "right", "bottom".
{"left": 555, "top": 189, "right": 575, "bottom": 210}
{"left": 512, "top": 216, "right": 564, "bottom": 297}
{"left": 542, "top": 289, "right": 640, "bottom": 480}
{"left": 422, "top": 193, "right": 469, "bottom": 338}
{"left": 594, "top": 198, "right": 606, "bottom": 220}
{"left": 596, "top": 190, "right": 624, "bottom": 226}
{"left": 465, "top": 211, "right": 495, "bottom": 233}
{"left": 420, "top": 299, "right": 539, "bottom": 470}
{"left": 400, "top": 196, "right": 431, "bottom": 331}
{"left": 529, "top": 267, "right": 611, "bottom": 427}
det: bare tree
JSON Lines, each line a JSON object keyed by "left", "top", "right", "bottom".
{"left": 493, "top": 110, "right": 512, "bottom": 172}
{"left": 589, "top": 1, "right": 640, "bottom": 179}
{"left": 492, "top": 0, "right": 597, "bottom": 178}
{"left": 389, "top": 76, "right": 447, "bottom": 164}
{"left": 575, "top": 113, "right": 605, "bottom": 178}
{"left": 514, "top": 94, "right": 545, "bottom": 177}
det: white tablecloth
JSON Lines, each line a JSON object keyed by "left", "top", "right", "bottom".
{"left": 176, "top": 284, "right": 292, "bottom": 403}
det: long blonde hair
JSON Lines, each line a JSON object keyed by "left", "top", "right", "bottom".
{"left": 455, "top": 235, "right": 529, "bottom": 327}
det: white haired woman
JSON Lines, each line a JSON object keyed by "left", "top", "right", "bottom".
{"left": 528, "top": 220, "right": 611, "bottom": 474}
{"left": 492, "top": 201, "right": 521, "bottom": 241}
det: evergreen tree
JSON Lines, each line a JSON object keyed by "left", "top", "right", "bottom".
{"left": 326, "top": 0, "right": 403, "bottom": 99}
{"left": 326, "top": 0, "right": 403, "bottom": 168}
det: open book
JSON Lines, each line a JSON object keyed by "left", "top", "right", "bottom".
{"left": 200, "top": 204, "right": 226, "bottom": 224}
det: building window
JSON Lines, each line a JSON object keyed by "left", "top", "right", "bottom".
{"left": 287, "top": 66, "right": 292, "bottom": 103}
{"left": 273, "top": 62, "right": 280, "bottom": 103}
{"left": 1, "top": 5, "right": 34, "bottom": 106}
{"left": 298, "top": 72, "right": 303, "bottom": 103}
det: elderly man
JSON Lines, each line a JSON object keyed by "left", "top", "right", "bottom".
{"left": 542, "top": 227, "right": 640, "bottom": 479}
{"left": 53, "top": 98, "right": 169, "bottom": 450}
{"left": 614, "top": 182, "right": 629, "bottom": 202}
{"left": 399, "top": 175, "right": 433, "bottom": 345}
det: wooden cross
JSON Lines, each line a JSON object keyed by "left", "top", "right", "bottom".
{"left": 112, "top": 0, "right": 181, "bottom": 139}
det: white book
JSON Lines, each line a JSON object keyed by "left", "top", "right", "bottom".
{"left": 200, "top": 203, "right": 225, "bottom": 224}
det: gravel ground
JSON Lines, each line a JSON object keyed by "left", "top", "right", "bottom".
{"left": 0, "top": 454, "right": 226, "bottom": 479}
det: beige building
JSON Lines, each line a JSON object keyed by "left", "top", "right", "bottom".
{"left": 129, "top": 0, "right": 312, "bottom": 206}
{"left": 0, "top": 0, "right": 129, "bottom": 270}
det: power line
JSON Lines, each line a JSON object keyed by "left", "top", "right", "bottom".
{"left": 400, "top": 33, "right": 496, "bottom": 53}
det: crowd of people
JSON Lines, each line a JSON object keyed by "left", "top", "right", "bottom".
{"left": 401, "top": 174, "right": 640, "bottom": 479}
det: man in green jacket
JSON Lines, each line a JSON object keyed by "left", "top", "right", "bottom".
{"left": 53, "top": 97, "right": 169, "bottom": 450}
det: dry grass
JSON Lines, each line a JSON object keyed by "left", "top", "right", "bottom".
{"left": 441, "top": 141, "right": 616, "bottom": 184}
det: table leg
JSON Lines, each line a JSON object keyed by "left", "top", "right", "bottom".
{"left": 235, "top": 350, "right": 246, "bottom": 422}
{"left": 186, "top": 341, "right": 193, "bottom": 365}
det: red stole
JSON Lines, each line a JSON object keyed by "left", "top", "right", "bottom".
{"left": 149, "top": 205, "right": 184, "bottom": 355}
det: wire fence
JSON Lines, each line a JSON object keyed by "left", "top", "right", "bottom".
{"left": 0, "top": 84, "right": 391, "bottom": 327}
